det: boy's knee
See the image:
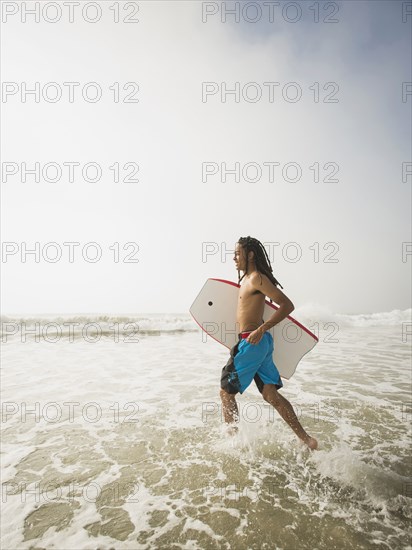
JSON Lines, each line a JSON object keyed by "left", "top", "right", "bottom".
{"left": 220, "top": 388, "right": 237, "bottom": 401}
{"left": 262, "top": 384, "right": 281, "bottom": 406}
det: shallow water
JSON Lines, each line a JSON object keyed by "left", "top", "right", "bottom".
{"left": 1, "top": 314, "right": 411, "bottom": 549}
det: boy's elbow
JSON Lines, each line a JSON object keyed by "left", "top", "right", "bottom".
{"left": 280, "top": 300, "right": 294, "bottom": 313}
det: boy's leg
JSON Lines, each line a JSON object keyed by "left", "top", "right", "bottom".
{"left": 220, "top": 333, "right": 269, "bottom": 435}
{"left": 261, "top": 384, "right": 318, "bottom": 450}
{"left": 220, "top": 388, "right": 239, "bottom": 424}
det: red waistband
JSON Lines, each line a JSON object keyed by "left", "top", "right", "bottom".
{"left": 239, "top": 331, "right": 252, "bottom": 339}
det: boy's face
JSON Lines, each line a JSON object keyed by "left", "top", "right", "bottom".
{"left": 234, "top": 243, "right": 247, "bottom": 271}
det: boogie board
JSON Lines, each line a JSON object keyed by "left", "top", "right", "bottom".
{"left": 189, "top": 278, "right": 318, "bottom": 379}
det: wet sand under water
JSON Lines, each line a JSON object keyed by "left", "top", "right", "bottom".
{"left": 1, "top": 322, "right": 411, "bottom": 549}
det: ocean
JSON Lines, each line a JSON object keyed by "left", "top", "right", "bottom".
{"left": 1, "top": 307, "right": 411, "bottom": 550}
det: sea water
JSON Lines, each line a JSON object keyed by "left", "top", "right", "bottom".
{"left": 1, "top": 308, "right": 411, "bottom": 549}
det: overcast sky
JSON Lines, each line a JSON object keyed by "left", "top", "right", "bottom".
{"left": 1, "top": 0, "right": 411, "bottom": 315}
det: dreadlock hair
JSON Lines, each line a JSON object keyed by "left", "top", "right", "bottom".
{"left": 237, "top": 237, "right": 284, "bottom": 297}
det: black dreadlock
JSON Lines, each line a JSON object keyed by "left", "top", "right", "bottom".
{"left": 237, "top": 237, "right": 284, "bottom": 296}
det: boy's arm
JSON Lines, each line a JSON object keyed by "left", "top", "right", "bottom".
{"left": 250, "top": 272, "right": 294, "bottom": 332}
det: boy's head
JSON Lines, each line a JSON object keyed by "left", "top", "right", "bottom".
{"left": 234, "top": 238, "right": 256, "bottom": 272}
{"left": 235, "top": 236, "right": 284, "bottom": 289}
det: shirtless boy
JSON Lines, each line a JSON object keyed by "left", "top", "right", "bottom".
{"left": 220, "top": 236, "right": 318, "bottom": 450}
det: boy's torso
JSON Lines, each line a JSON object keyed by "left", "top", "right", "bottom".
{"left": 237, "top": 275, "right": 265, "bottom": 332}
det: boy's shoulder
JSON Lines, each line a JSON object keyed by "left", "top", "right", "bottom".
{"left": 249, "top": 270, "right": 269, "bottom": 285}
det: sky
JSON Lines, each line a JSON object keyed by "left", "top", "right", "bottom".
{"left": 1, "top": 0, "right": 411, "bottom": 315}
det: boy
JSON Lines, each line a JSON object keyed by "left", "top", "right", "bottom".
{"left": 220, "top": 236, "right": 318, "bottom": 450}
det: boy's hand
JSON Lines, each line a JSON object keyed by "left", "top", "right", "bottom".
{"left": 246, "top": 326, "right": 265, "bottom": 345}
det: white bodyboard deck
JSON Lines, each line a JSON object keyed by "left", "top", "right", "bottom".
{"left": 189, "top": 278, "right": 318, "bottom": 379}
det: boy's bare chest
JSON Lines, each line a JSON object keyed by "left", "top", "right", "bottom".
{"left": 239, "top": 284, "right": 264, "bottom": 303}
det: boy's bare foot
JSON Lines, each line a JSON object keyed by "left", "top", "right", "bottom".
{"left": 305, "top": 436, "right": 318, "bottom": 450}
{"left": 226, "top": 425, "right": 239, "bottom": 436}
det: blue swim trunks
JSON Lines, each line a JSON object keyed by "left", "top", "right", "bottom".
{"left": 221, "top": 331, "right": 283, "bottom": 395}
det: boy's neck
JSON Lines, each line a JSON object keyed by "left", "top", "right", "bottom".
{"left": 244, "top": 267, "right": 257, "bottom": 277}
